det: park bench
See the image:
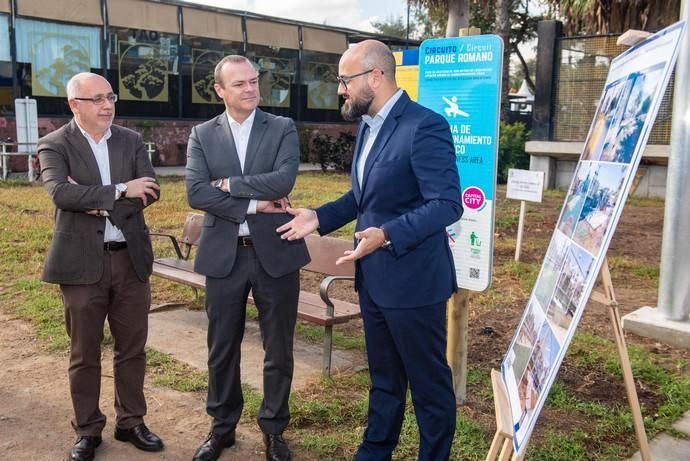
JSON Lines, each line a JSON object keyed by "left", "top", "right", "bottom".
{"left": 151, "top": 212, "right": 359, "bottom": 375}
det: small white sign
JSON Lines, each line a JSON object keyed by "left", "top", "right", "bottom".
{"left": 506, "top": 169, "right": 544, "bottom": 203}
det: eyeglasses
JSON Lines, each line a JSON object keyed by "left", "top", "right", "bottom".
{"left": 336, "top": 69, "right": 381, "bottom": 91}
{"left": 73, "top": 94, "right": 118, "bottom": 105}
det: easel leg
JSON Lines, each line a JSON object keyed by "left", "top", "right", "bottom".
{"left": 609, "top": 304, "right": 652, "bottom": 461}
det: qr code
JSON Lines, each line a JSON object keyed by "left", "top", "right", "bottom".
{"left": 469, "top": 268, "right": 480, "bottom": 279}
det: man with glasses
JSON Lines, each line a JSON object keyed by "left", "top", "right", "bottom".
{"left": 38, "top": 72, "right": 163, "bottom": 461}
{"left": 278, "top": 40, "right": 462, "bottom": 460}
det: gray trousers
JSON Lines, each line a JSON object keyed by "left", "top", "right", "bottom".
{"left": 204, "top": 245, "right": 299, "bottom": 436}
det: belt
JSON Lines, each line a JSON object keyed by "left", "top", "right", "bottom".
{"left": 104, "top": 241, "right": 128, "bottom": 251}
{"left": 237, "top": 236, "right": 253, "bottom": 247}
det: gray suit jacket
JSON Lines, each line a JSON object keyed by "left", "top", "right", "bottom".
{"left": 38, "top": 120, "right": 158, "bottom": 284}
{"left": 185, "top": 109, "right": 309, "bottom": 278}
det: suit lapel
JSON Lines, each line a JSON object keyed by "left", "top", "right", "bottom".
{"left": 215, "top": 113, "right": 243, "bottom": 173}
{"left": 351, "top": 122, "right": 367, "bottom": 203}
{"left": 64, "top": 119, "right": 103, "bottom": 185}
{"left": 244, "top": 109, "right": 267, "bottom": 174}
{"left": 360, "top": 92, "right": 409, "bottom": 195}
{"left": 107, "top": 127, "right": 124, "bottom": 184}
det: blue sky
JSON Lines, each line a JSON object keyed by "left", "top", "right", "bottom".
{"left": 180, "top": 0, "right": 409, "bottom": 32}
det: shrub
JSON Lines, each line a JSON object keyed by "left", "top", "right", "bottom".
{"left": 311, "top": 132, "right": 355, "bottom": 172}
{"left": 497, "top": 121, "right": 530, "bottom": 183}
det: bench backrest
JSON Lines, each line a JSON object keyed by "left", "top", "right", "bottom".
{"left": 304, "top": 234, "right": 355, "bottom": 277}
{"left": 179, "top": 213, "right": 354, "bottom": 277}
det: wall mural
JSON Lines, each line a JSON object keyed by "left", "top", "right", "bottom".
{"left": 31, "top": 33, "right": 91, "bottom": 97}
{"left": 256, "top": 56, "right": 293, "bottom": 108}
{"left": 304, "top": 61, "right": 338, "bottom": 110}
{"left": 192, "top": 48, "right": 223, "bottom": 105}
{"left": 119, "top": 41, "right": 169, "bottom": 102}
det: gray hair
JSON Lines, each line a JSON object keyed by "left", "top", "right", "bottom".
{"left": 65, "top": 72, "right": 105, "bottom": 99}
{"left": 214, "top": 55, "right": 256, "bottom": 87}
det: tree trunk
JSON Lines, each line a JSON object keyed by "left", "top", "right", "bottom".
{"left": 495, "top": 0, "right": 511, "bottom": 121}
{"left": 445, "top": 0, "right": 470, "bottom": 37}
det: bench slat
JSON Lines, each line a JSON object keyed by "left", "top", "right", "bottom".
{"left": 152, "top": 261, "right": 206, "bottom": 290}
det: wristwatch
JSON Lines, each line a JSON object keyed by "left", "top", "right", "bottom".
{"left": 380, "top": 226, "right": 392, "bottom": 249}
{"left": 115, "top": 183, "right": 127, "bottom": 199}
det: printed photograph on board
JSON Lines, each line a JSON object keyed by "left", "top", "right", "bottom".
{"left": 572, "top": 163, "right": 629, "bottom": 254}
{"left": 532, "top": 229, "right": 569, "bottom": 308}
{"left": 581, "top": 79, "right": 628, "bottom": 161}
{"left": 546, "top": 244, "right": 595, "bottom": 343}
{"left": 557, "top": 161, "right": 595, "bottom": 238}
{"left": 599, "top": 65, "right": 664, "bottom": 163}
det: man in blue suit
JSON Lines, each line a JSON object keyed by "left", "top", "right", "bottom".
{"left": 277, "top": 40, "right": 462, "bottom": 461}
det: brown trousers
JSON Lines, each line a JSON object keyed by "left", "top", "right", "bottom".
{"left": 60, "top": 248, "right": 150, "bottom": 436}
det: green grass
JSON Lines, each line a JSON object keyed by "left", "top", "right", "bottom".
{"left": 1, "top": 177, "right": 689, "bottom": 460}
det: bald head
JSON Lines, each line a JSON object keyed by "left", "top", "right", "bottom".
{"left": 344, "top": 40, "right": 396, "bottom": 84}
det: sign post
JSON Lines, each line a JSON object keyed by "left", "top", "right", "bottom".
{"left": 14, "top": 97, "right": 39, "bottom": 182}
{"left": 418, "top": 34, "right": 503, "bottom": 402}
{"left": 506, "top": 169, "right": 545, "bottom": 261}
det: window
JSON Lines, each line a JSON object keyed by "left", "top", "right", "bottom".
{"left": 0, "top": 14, "right": 11, "bottom": 114}
{"left": 14, "top": 18, "right": 102, "bottom": 115}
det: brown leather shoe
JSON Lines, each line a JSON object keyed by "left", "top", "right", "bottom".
{"left": 68, "top": 436, "right": 101, "bottom": 461}
{"left": 192, "top": 431, "right": 236, "bottom": 461}
{"left": 114, "top": 423, "right": 164, "bottom": 452}
{"left": 264, "top": 433, "right": 291, "bottom": 461}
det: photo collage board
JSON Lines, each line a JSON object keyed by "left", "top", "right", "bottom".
{"left": 500, "top": 21, "right": 686, "bottom": 455}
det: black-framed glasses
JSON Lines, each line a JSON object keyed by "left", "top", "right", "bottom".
{"left": 73, "top": 94, "right": 118, "bottom": 105}
{"left": 336, "top": 69, "right": 381, "bottom": 90}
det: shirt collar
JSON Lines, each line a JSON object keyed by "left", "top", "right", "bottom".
{"left": 226, "top": 109, "right": 256, "bottom": 129}
{"left": 74, "top": 119, "right": 112, "bottom": 144}
{"left": 361, "top": 88, "right": 403, "bottom": 128}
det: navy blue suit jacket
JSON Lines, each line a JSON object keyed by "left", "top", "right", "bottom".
{"left": 316, "top": 92, "right": 462, "bottom": 308}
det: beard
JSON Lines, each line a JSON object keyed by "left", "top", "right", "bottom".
{"left": 341, "top": 85, "right": 374, "bottom": 121}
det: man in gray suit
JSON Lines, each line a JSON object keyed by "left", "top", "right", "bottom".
{"left": 186, "top": 55, "right": 309, "bottom": 461}
{"left": 38, "top": 72, "right": 163, "bottom": 461}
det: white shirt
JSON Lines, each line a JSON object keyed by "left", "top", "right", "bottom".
{"left": 357, "top": 89, "right": 404, "bottom": 186}
{"left": 75, "top": 121, "right": 125, "bottom": 243}
{"left": 226, "top": 111, "right": 258, "bottom": 236}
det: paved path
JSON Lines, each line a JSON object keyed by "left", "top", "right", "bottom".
{"left": 146, "top": 307, "right": 366, "bottom": 391}
{"left": 626, "top": 411, "right": 690, "bottom": 460}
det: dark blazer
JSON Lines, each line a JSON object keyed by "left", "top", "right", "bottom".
{"left": 185, "top": 109, "right": 309, "bottom": 278}
{"left": 317, "top": 92, "right": 462, "bottom": 308}
{"left": 38, "top": 120, "right": 158, "bottom": 284}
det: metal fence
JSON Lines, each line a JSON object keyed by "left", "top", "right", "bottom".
{"left": 553, "top": 34, "right": 674, "bottom": 144}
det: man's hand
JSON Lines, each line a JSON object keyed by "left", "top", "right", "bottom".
{"left": 257, "top": 198, "right": 290, "bottom": 214}
{"left": 276, "top": 207, "right": 319, "bottom": 240}
{"left": 335, "top": 227, "right": 387, "bottom": 265}
{"left": 125, "top": 177, "right": 160, "bottom": 206}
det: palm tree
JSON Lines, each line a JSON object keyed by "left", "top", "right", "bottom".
{"left": 409, "top": 0, "right": 470, "bottom": 36}
{"left": 542, "top": 0, "right": 680, "bottom": 34}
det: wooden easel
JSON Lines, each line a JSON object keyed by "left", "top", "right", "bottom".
{"left": 589, "top": 257, "right": 652, "bottom": 460}
{"left": 486, "top": 259, "right": 651, "bottom": 460}
{"left": 486, "top": 369, "right": 523, "bottom": 461}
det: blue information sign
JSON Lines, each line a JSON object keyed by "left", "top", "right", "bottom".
{"left": 418, "top": 35, "right": 503, "bottom": 291}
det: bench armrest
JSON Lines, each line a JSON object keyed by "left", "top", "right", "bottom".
{"left": 149, "top": 232, "right": 184, "bottom": 259}
{"left": 319, "top": 275, "right": 355, "bottom": 318}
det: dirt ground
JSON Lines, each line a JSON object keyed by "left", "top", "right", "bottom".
{"left": 0, "top": 310, "right": 268, "bottom": 461}
{"left": 2, "top": 188, "right": 689, "bottom": 460}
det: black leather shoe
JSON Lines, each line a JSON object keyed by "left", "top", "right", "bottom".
{"left": 69, "top": 436, "right": 101, "bottom": 461}
{"left": 114, "top": 423, "right": 164, "bottom": 452}
{"left": 192, "top": 431, "right": 236, "bottom": 461}
{"left": 264, "top": 433, "right": 291, "bottom": 461}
